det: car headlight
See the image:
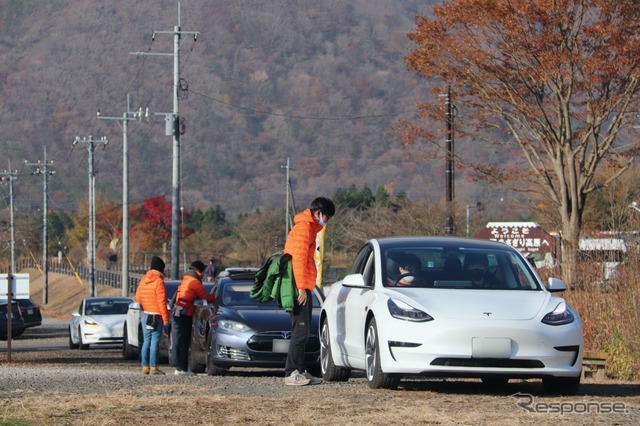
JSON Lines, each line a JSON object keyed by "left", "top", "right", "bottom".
{"left": 83, "top": 318, "right": 98, "bottom": 327}
{"left": 541, "top": 301, "right": 575, "bottom": 325}
{"left": 387, "top": 298, "right": 433, "bottom": 322}
{"left": 217, "top": 319, "right": 254, "bottom": 333}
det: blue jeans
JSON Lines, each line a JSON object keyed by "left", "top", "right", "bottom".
{"left": 141, "top": 313, "right": 162, "bottom": 367}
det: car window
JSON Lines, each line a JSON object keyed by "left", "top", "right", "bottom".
{"left": 85, "top": 299, "right": 132, "bottom": 315}
{"left": 350, "top": 244, "right": 373, "bottom": 275}
{"left": 382, "top": 245, "right": 541, "bottom": 290}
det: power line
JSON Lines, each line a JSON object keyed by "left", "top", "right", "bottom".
{"left": 187, "top": 87, "right": 406, "bottom": 121}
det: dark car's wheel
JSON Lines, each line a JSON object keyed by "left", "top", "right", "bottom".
{"left": 206, "top": 337, "right": 228, "bottom": 376}
{"left": 78, "top": 327, "right": 90, "bottom": 350}
{"left": 542, "top": 376, "right": 581, "bottom": 395}
{"left": 122, "top": 325, "right": 138, "bottom": 360}
{"left": 365, "top": 318, "right": 400, "bottom": 390}
{"left": 69, "top": 327, "right": 79, "bottom": 349}
{"left": 320, "top": 319, "right": 350, "bottom": 382}
{"left": 188, "top": 347, "right": 206, "bottom": 374}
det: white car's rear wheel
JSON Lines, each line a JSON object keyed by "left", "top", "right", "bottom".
{"left": 365, "top": 318, "right": 400, "bottom": 389}
{"left": 320, "top": 319, "right": 350, "bottom": 382}
{"left": 122, "top": 325, "right": 138, "bottom": 360}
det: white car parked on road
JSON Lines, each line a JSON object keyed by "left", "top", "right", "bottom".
{"left": 69, "top": 297, "right": 133, "bottom": 350}
{"left": 320, "top": 236, "right": 583, "bottom": 395}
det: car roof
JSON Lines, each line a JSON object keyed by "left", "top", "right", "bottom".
{"left": 373, "top": 236, "right": 518, "bottom": 251}
{"left": 83, "top": 296, "right": 134, "bottom": 302}
{"left": 217, "top": 277, "right": 255, "bottom": 286}
{"left": 216, "top": 267, "right": 258, "bottom": 279}
{"left": 218, "top": 271, "right": 257, "bottom": 281}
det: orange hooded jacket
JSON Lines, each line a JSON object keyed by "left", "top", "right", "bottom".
{"left": 135, "top": 269, "right": 170, "bottom": 324}
{"left": 283, "top": 208, "right": 323, "bottom": 291}
{"left": 174, "top": 270, "right": 216, "bottom": 316}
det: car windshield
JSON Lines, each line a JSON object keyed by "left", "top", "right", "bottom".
{"left": 85, "top": 299, "right": 132, "bottom": 315}
{"left": 383, "top": 245, "right": 541, "bottom": 290}
{"left": 220, "top": 283, "right": 322, "bottom": 308}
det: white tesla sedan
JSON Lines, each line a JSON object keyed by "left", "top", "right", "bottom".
{"left": 320, "top": 237, "right": 583, "bottom": 394}
{"left": 69, "top": 297, "right": 133, "bottom": 350}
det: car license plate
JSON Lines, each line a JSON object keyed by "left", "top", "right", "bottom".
{"left": 472, "top": 337, "right": 512, "bottom": 358}
{"left": 272, "top": 339, "right": 290, "bottom": 353}
{"left": 27, "top": 309, "right": 34, "bottom": 315}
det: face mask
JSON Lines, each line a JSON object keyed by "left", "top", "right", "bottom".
{"left": 316, "top": 212, "right": 326, "bottom": 227}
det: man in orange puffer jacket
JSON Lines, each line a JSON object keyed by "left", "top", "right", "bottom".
{"left": 135, "top": 256, "right": 169, "bottom": 375}
{"left": 283, "top": 196, "right": 335, "bottom": 386}
{"left": 171, "top": 260, "right": 216, "bottom": 376}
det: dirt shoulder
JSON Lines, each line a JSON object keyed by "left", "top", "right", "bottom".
{"left": 24, "top": 268, "right": 124, "bottom": 319}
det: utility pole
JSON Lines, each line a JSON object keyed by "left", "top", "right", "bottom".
{"left": 1, "top": 164, "right": 17, "bottom": 363}
{"left": 73, "top": 136, "right": 108, "bottom": 297}
{"left": 281, "top": 157, "right": 293, "bottom": 240}
{"left": 98, "top": 94, "right": 148, "bottom": 297}
{"left": 0, "top": 165, "right": 17, "bottom": 274}
{"left": 25, "top": 148, "right": 56, "bottom": 305}
{"left": 443, "top": 85, "right": 456, "bottom": 235}
{"left": 130, "top": 3, "right": 199, "bottom": 279}
{"left": 466, "top": 202, "right": 484, "bottom": 237}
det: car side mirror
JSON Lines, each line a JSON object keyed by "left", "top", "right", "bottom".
{"left": 342, "top": 273, "right": 367, "bottom": 288}
{"left": 546, "top": 277, "right": 567, "bottom": 293}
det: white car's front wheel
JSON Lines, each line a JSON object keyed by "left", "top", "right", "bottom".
{"left": 365, "top": 318, "right": 400, "bottom": 389}
{"left": 78, "top": 327, "right": 89, "bottom": 350}
{"left": 320, "top": 319, "right": 350, "bottom": 382}
{"left": 68, "top": 327, "right": 79, "bottom": 349}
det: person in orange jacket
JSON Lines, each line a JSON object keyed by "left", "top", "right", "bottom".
{"left": 283, "top": 196, "right": 335, "bottom": 386}
{"left": 135, "top": 256, "right": 169, "bottom": 375}
{"left": 171, "top": 260, "right": 216, "bottom": 376}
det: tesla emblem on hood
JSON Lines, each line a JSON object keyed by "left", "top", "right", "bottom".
{"left": 282, "top": 331, "right": 291, "bottom": 339}
{"left": 483, "top": 312, "right": 492, "bottom": 317}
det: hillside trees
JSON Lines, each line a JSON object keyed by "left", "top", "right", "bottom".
{"left": 404, "top": 0, "right": 640, "bottom": 284}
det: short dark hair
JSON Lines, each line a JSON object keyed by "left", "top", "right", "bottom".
{"left": 310, "top": 197, "right": 335, "bottom": 217}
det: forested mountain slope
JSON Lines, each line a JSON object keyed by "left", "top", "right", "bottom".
{"left": 0, "top": 0, "right": 484, "bottom": 218}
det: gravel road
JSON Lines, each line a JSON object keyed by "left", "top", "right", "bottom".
{"left": 2, "top": 317, "right": 640, "bottom": 426}
{"left": 0, "top": 316, "right": 370, "bottom": 399}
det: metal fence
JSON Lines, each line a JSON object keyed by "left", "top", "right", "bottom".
{"left": 7, "top": 258, "right": 347, "bottom": 294}
{"left": 11, "top": 258, "right": 142, "bottom": 295}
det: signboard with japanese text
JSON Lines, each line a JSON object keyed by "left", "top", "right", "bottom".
{"left": 474, "top": 222, "right": 557, "bottom": 266}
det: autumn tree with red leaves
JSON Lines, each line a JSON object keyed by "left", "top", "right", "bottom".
{"left": 404, "top": 0, "right": 640, "bottom": 284}
{"left": 130, "top": 196, "right": 193, "bottom": 253}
